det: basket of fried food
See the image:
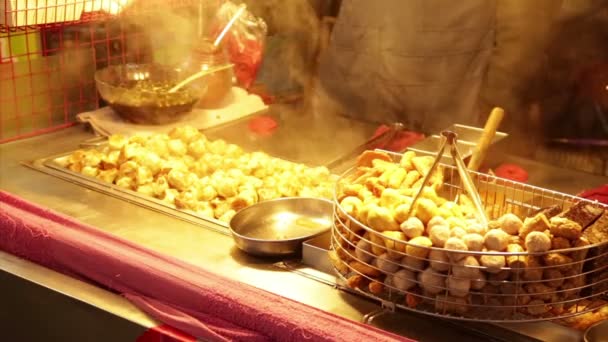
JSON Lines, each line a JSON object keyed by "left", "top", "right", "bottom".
{"left": 329, "top": 149, "right": 608, "bottom": 326}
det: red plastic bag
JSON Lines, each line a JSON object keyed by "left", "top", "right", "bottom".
{"left": 211, "top": 2, "right": 267, "bottom": 90}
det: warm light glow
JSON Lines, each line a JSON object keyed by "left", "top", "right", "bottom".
{"left": 274, "top": 212, "right": 296, "bottom": 231}
{"left": 86, "top": 0, "right": 133, "bottom": 15}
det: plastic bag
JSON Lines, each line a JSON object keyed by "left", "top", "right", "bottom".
{"left": 210, "top": 2, "right": 267, "bottom": 90}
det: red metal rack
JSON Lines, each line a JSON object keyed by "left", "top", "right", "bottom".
{"left": 1, "top": 0, "right": 197, "bottom": 143}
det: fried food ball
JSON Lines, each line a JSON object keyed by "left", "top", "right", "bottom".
{"left": 429, "top": 249, "right": 450, "bottom": 272}
{"left": 429, "top": 224, "right": 450, "bottom": 248}
{"left": 470, "top": 272, "right": 487, "bottom": 290}
{"left": 82, "top": 151, "right": 102, "bottom": 168}
{"left": 406, "top": 236, "right": 433, "bottom": 259}
{"left": 428, "top": 216, "right": 447, "bottom": 230}
{"left": 445, "top": 237, "right": 468, "bottom": 261}
{"left": 400, "top": 217, "right": 425, "bottom": 239}
{"left": 464, "top": 222, "right": 487, "bottom": 235}
{"left": 206, "top": 139, "right": 228, "bottom": 155}
{"left": 380, "top": 188, "right": 405, "bottom": 209}
{"left": 174, "top": 190, "right": 199, "bottom": 211}
{"left": 462, "top": 233, "right": 484, "bottom": 251}
{"left": 108, "top": 134, "right": 128, "bottom": 150}
{"left": 98, "top": 168, "right": 118, "bottom": 184}
{"left": 525, "top": 231, "right": 552, "bottom": 253}
{"left": 355, "top": 239, "right": 374, "bottom": 264}
{"left": 134, "top": 151, "right": 162, "bottom": 175}
{"left": 401, "top": 255, "right": 427, "bottom": 272}
{"left": 450, "top": 227, "right": 467, "bottom": 239}
{"left": 188, "top": 139, "right": 207, "bottom": 158}
{"left": 484, "top": 229, "right": 510, "bottom": 251}
{"left": 413, "top": 198, "right": 439, "bottom": 225}
{"left": 118, "top": 160, "right": 138, "bottom": 178}
{"left": 367, "top": 205, "right": 400, "bottom": 232}
{"left": 393, "top": 203, "right": 413, "bottom": 223}
{"left": 145, "top": 135, "right": 170, "bottom": 157}
{"left": 447, "top": 277, "right": 471, "bottom": 297}
{"left": 167, "top": 168, "right": 189, "bottom": 191}
{"left": 375, "top": 253, "right": 401, "bottom": 274}
{"left": 419, "top": 268, "right": 446, "bottom": 295}
{"left": 115, "top": 176, "right": 135, "bottom": 190}
{"left": 452, "top": 256, "right": 481, "bottom": 279}
{"left": 167, "top": 139, "right": 187, "bottom": 157}
{"left": 79, "top": 165, "right": 99, "bottom": 178}
{"left": 480, "top": 254, "right": 506, "bottom": 274}
{"left": 382, "top": 231, "right": 407, "bottom": 258}
{"left": 169, "top": 126, "right": 201, "bottom": 143}
{"left": 135, "top": 166, "right": 154, "bottom": 186}
{"left": 365, "top": 231, "right": 386, "bottom": 256}
{"left": 506, "top": 244, "right": 527, "bottom": 271}
{"left": 499, "top": 213, "right": 523, "bottom": 235}
{"left": 393, "top": 268, "right": 417, "bottom": 291}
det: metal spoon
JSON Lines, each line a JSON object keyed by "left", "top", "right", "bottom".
{"left": 168, "top": 63, "right": 234, "bottom": 93}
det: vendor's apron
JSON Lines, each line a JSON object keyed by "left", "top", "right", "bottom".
{"left": 317, "top": 0, "right": 496, "bottom": 132}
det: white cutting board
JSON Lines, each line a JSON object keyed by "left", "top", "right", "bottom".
{"left": 77, "top": 87, "right": 268, "bottom": 137}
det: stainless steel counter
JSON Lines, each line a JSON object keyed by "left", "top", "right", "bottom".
{"left": 1, "top": 109, "right": 605, "bottom": 341}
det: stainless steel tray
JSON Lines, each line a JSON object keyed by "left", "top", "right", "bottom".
{"left": 25, "top": 151, "right": 231, "bottom": 235}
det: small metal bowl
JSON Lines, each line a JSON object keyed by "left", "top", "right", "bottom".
{"left": 584, "top": 320, "right": 608, "bottom": 342}
{"left": 95, "top": 63, "right": 203, "bottom": 125}
{"left": 229, "top": 198, "right": 334, "bottom": 257}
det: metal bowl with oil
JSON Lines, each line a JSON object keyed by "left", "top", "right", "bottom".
{"left": 229, "top": 198, "right": 334, "bottom": 257}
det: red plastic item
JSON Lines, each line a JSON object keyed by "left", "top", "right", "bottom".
{"left": 494, "top": 163, "right": 529, "bottom": 183}
{"left": 248, "top": 115, "right": 277, "bottom": 136}
{"left": 371, "top": 125, "right": 425, "bottom": 152}
{"left": 136, "top": 324, "right": 196, "bottom": 342}
{"left": 225, "top": 35, "right": 264, "bottom": 90}
{"left": 578, "top": 184, "right": 608, "bottom": 205}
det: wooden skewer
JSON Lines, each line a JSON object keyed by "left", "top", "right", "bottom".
{"left": 467, "top": 107, "right": 505, "bottom": 172}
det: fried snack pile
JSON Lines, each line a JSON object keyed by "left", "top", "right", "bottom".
{"left": 331, "top": 150, "right": 607, "bottom": 321}
{"left": 62, "top": 126, "right": 335, "bottom": 222}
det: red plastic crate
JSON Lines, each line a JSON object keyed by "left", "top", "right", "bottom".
{"left": 0, "top": 0, "right": 197, "bottom": 143}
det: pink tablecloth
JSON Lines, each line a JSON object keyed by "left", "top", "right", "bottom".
{"left": 0, "top": 191, "right": 412, "bottom": 342}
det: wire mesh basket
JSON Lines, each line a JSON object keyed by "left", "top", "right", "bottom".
{"left": 329, "top": 150, "right": 608, "bottom": 322}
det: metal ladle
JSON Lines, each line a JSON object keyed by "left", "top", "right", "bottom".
{"left": 168, "top": 63, "right": 234, "bottom": 93}
{"left": 408, "top": 130, "right": 488, "bottom": 227}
